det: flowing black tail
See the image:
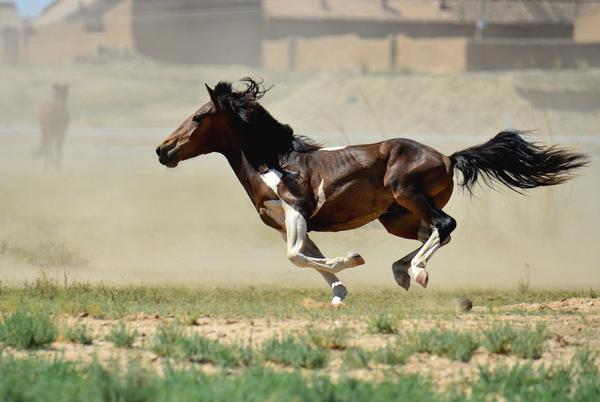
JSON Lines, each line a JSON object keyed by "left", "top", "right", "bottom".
{"left": 450, "top": 130, "right": 589, "bottom": 194}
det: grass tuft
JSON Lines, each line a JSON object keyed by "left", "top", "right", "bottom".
{"left": 416, "top": 328, "right": 479, "bottom": 362}
{"left": 0, "top": 311, "right": 57, "bottom": 349}
{"left": 342, "top": 347, "right": 372, "bottom": 369}
{"left": 262, "top": 335, "right": 329, "bottom": 369}
{"left": 373, "top": 337, "right": 416, "bottom": 365}
{"left": 150, "top": 323, "right": 254, "bottom": 368}
{"left": 306, "top": 325, "right": 349, "bottom": 350}
{"left": 367, "top": 314, "right": 398, "bottom": 334}
{"left": 106, "top": 322, "right": 137, "bottom": 348}
{"left": 64, "top": 322, "right": 93, "bottom": 345}
{"left": 483, "top": 323, "right": 547, "bottom": 359}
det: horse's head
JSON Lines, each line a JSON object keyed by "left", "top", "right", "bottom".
{"left": 53, "top": 83, "right": 69, "bottom": 102}
{"left": 156, "top": 85, "right": 226, "bottom": 168}
{"left": 156, "top": 79, "right": 267, "bottom": 168}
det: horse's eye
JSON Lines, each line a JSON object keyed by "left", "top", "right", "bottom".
{"left": 192, "top": 115, "right": 202, "bottom": 123}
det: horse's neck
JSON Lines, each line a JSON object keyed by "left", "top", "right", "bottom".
{"left": 224, "top": 149, "right": 266, "bottom": 206}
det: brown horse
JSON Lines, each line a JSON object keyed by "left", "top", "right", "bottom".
{"left": 37, "top": 83, "right": 70, "bottom": 170}
{"left": 156, "top": 78, "right": 588, "bottom": 304}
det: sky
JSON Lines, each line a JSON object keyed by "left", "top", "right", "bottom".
{"left": 10, "top": 0, "right": 54, "bottom": 18}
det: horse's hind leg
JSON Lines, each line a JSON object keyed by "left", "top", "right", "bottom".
{"left": 380, "top": 183, "right": 455, "bottom": 289}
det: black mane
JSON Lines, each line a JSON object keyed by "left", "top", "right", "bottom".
{"left": 213, "top": 78, "right": 321, "bottom": 170}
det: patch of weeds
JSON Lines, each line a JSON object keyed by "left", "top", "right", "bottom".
{"left": 0, "top": 311, "right": 57, "bottom": 349}
{"left": 373, "top": 337, "right": 416, "bottom": 365}
{"left": 0, "top": 239, "right": 87, "bottom": 268}
{"left": 472, "top": 349, "right": 600, "bottom": 400}
{"left": 367, "top": 314, "right": 397, "bottom": 334}
{"left": 64, "top": 322, "right": 93, "bottom": 345}
{"left": 416, "top": 328, "right": 479, "bottom": 362}
{"left": 151, "top": 322, "right": 186, "bottom": 357}
{"left": 483, "top": 323, "right": 547, "bottom": 359}
{"left": 342, "top": 347, "right": 372, "bottom": 369}
{"left": 180, "top": 335, "right": 249, "bottom": 368}
{"left": 517, "top": 263, "right": 531, "bottom": 295}
{"left": 306, "top": 325, "right": 349, "bottom": 350}
{"left": 262, "top": 335, "right": 329, "bottom": 369}
{"left": 106, "top": 322, "right": 137, "bottom": 348}
{"left": 512, "top": 324, "right": 547, "bottom": 359}
{"left": 150, "top": 323, "right": 254, "bottom": 368}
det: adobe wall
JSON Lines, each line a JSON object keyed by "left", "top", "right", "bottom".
{"left": 26, "top": 0, "right": 133, "bottom": 64}
{"left": 574, "top": 5, "right": 600, "bottom": 43}
{"left": 263, "top": 35, "right": 466, "bottom": 73}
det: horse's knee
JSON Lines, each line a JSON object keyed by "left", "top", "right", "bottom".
{"left": 287, "top": 251, "right": 307, "bottom": 268}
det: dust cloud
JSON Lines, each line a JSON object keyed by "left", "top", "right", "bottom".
{"left": 0, "top": 64, "right": 598, "bottom": 290}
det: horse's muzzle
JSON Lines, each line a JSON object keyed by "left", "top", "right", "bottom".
{"left": 156, "top": 143, "right": 179, "bottom": 168}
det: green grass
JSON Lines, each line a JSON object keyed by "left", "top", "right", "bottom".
{"left": 0, "top": 350, "right": 597, "bottom": 402}
{"left": 0, "top": 280, "right": 595, "bottom": 319}
{"left": 151, "top": 322, "right": 186, "bottom": 357}
{"left": 342, "top": 347, "right": 372, "bottom": 369}
{"left": 305, "top": 325, "right": 349, "bottom": 350}
{"left": 63, "top": 322, "right": 93, "bottom": 345}
{"left": 0, "top": 311, "right": 57, "bottom": 349}
{"left": 373, "top": 337, "right": 416, "bottom": 365}
{"left": 367, "top": 314, "right": 398, "bottom": 334}
{"left": 416, "top": 328, "right": 480, "bottom": 362}
{"left": 482, "top": 323, "right": 547, "bottom": 359}
{"left": 261, "top": 335, "right": 329, "bottom": 369}
{"left": 106, "top": 322, "right": 137, "bottom": 348}
{"left": 150, "top": 322, "right": 254, "bottom": 368}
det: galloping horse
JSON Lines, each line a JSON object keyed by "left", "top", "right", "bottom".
{"left": 156, "top": 78, "right": 588, "bottom": 304}
{"left": 37, "top": 83, "right": 70, "bottom": 170}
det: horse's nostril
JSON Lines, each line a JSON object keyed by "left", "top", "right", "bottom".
{"left": 155, "top": 146, "right": 161, "bottom": 157}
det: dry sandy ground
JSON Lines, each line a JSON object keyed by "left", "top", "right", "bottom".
{"left": 6, "top": 297, "right": 598, "bottom": 389}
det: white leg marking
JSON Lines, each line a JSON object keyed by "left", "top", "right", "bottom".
{"left": 409, "top": 227, "right": 440, "bottom": 280}
{"left": 285, "top": 233, "right": 349, "bottom": 304}
{"left": 282, "top": 202, "right": 363, "bottom": 274}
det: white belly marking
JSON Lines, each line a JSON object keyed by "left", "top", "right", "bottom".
{"left": 321, "top": 146, "right": 347, "bottom": 151}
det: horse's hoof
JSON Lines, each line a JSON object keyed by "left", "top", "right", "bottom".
{"left": 395, "top": 271, "right": 411, "bottom": 291}
{"left": 347, "top": 252, "right": 365, "bottom": 266}
{"left": 331, "top": 296, "right": 344, "bottom": 306}
{"left": 416, "top": 270, "right": 429, "bottom": 288}
{"left": 332, "top": 282, "right": 348, "bottom": 301}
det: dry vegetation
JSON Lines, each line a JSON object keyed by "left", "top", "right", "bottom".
{"left": 0, "top": 282, "right": 599, "bottom": 400}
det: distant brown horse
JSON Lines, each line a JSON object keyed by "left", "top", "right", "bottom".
{"left": 37, "top": 83, "right": 70, "bottom": 169}
{"left": 156, "top": 78, "right": 588, "bottom": 304}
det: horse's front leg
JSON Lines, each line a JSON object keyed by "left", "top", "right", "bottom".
{"left": 261, "top": 200, "right": 349, "bottom": 304}
{"left": 282, "top": 202, "right": 365, "bottom": 274}
{"left": 302, "top": 237, "right": 349, "bottom": 304}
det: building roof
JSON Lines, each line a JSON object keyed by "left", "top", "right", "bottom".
{"left": 264, "top": 0, "right": 600, "bottom": 25}
{"left": 34, "top": 0, "right": 97, "bottom": 26}
{"left": 0, "top": 2, "right": 20, "bottom": 28}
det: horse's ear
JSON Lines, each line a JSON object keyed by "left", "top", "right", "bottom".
{"left": 205, "top": 84, "right": 219, "bottom": 108}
